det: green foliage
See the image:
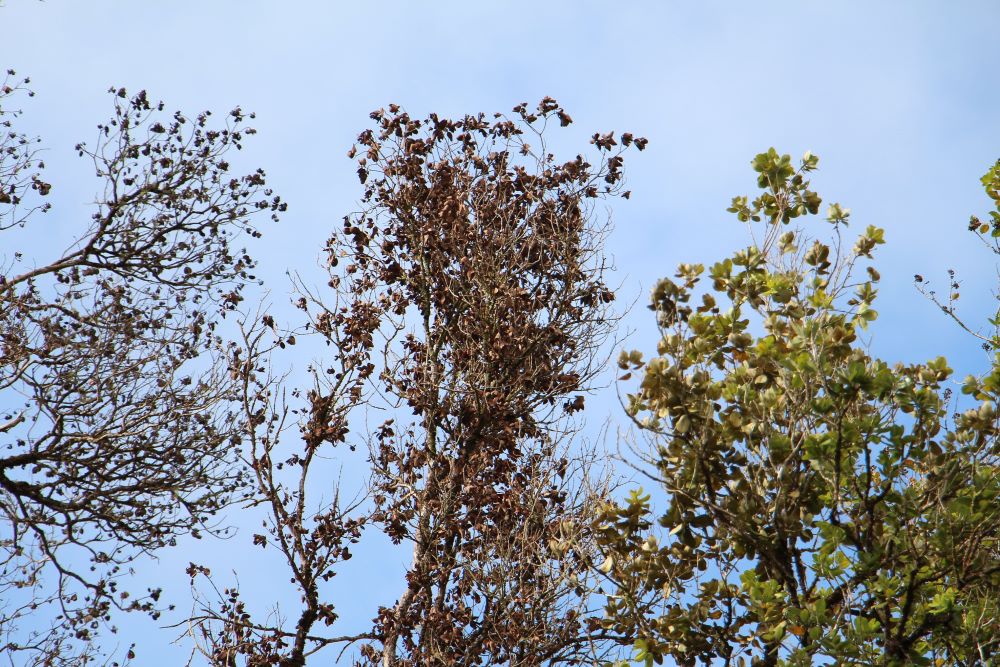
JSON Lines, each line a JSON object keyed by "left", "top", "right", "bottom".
{"left": 979, "top": 159, "right": 1000, "bottom": 230}
{"left": 599, "top": 150, "right": 1000, "bottom": 666}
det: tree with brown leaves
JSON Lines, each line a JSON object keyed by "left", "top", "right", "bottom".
{"left": 185, "top": 99, "right": 644, "bottom": 667}
{"left": 0, "top": 71, "right": 284, "bottom": 665}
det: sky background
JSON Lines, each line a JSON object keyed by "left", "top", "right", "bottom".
{"left": 3, "top": 1, "right": 1000, "bottom": 664}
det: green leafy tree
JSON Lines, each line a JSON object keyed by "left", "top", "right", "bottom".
{"left": 597, "top": 150, "right": 1000, "bottom": 666}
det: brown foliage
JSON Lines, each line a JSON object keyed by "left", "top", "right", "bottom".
{"left": 185, "top": 99, "right": 643, "bottom": 666}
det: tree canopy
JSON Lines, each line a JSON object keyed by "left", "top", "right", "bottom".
{"left": 597, "top": 150, "right": 1000, "bottom": 667}
{"left": 0, "top": 70, "right": 284, "bottom": 665}
{"left": 3, "top": 65, "right": 1000, "bottom": 667}
{"left": 183, "top": 98, "right": 645, "bottom": 667}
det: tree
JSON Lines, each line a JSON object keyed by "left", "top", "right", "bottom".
{"left": 0, "top": 71, "right": 284, "bottom": 664}
{"left": 597, "top": 150, "right": 1000, "bottom": 666}
{"left": 184, "top": 100, "right": 646, "bottom": 666}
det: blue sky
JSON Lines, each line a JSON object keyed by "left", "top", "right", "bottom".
{"left": 3, "top": 1, "right": 1000, "bottom": 663}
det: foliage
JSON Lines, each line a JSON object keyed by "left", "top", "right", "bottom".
{"left": 11, "top": 61, "right": 1000, "bottom": 667}
{"left": 0, "top": 70, "right": 284, "bottom": 664}
{"left": 597, "top": 150, "right": 1000, "bottom": 666}
{"left": 184, "top": 100, "right": 645, "bottom": 666}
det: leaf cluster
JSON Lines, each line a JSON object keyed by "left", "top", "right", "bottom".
{"left": 599, "top": 151, "right": 1000, "bottom": 667}
{"left": 185, "top": 100, "right": 644, "bottom": 667}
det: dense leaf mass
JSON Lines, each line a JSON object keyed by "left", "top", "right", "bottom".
{"left": 9, "top": 65, "right": 1000, "bottom": 667}
{"left": 185, "top": 100, "right": 644, "bottom": 667}
{"left": 352, "top": 101, "right": 637, "bottom": 667}
{"left": 598, "top": 150, "right": 1000, "bottom": 667}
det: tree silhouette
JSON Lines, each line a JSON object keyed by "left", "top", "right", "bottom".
{"left": 0, "top": 71, "right": 284, "bottom": 664}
